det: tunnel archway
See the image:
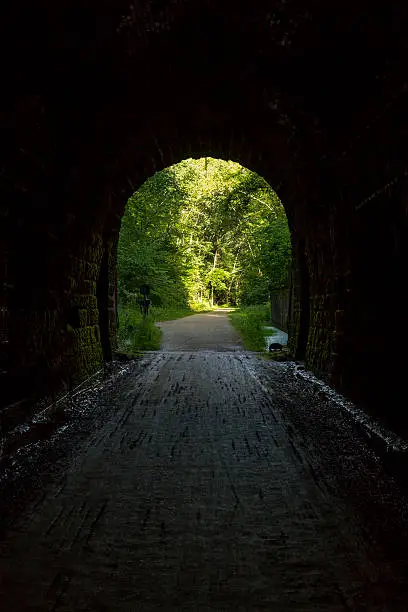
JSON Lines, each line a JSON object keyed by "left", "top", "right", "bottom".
{"left": 114, "top": 156, "right": 292, "bottom": 349}
{"left": 3, "top": 0, "right": 408, "bottom": 432}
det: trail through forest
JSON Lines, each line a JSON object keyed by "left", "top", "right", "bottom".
{"left": 157, "top": 309, "right": 243, "bottom": 351}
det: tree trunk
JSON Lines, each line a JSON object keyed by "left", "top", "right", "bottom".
{"left": 212, "top": 248, "right": 218, "bottom": 271}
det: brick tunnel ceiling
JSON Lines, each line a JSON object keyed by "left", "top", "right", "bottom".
{"left": 8, "top": 1, "right": 405, "bottom": 174}
{"left": 2, "top": 1, "right": 408, "bottom": 427}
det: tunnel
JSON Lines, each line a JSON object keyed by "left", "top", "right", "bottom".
{"left": 2, "top": 0, "right": 408, "bottom": 433}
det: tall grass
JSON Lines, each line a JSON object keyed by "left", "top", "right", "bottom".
{"left": 117, "top": 307, "right": 161, "bottom": 352}
{"left": 228, "top": 304, "right": 271, "bottom": 351}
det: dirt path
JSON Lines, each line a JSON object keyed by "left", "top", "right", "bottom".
{"left": 1, "top": 351, "right": 408, "bottom": 610}
{"left": 157, "top": 309, "right": 243, "bottom": 351}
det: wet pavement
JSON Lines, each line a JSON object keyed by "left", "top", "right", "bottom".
{"left": 1, "top": 314, "right": 408, "bottom": 610}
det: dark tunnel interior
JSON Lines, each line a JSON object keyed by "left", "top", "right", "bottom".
{"left": 2, "top": 0, "right": 408, "bottom": 432}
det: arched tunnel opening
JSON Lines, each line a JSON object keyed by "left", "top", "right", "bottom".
{"left": 114, "top": 157, "right": 292, "bottom": 354}
{"left": 3, "top": 116, "right": 406, "bottom": 436}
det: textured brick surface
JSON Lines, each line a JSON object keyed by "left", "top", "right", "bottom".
{"left": 1, "top": 351, "right": 408, "bottom": 610}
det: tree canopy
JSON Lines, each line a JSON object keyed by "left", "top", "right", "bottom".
{"left": 117, "top": 157, "right": 291, "bottom": 308}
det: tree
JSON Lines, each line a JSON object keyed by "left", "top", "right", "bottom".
{"left": 117, "top": 157, "right": 291, "bottom": 310}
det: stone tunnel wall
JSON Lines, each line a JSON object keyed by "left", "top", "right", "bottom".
{"left": 66, "top": 232, "right": 104, "bottom": 386}
{"left": 306, "top": 93, "right": 407, "bottom": 419}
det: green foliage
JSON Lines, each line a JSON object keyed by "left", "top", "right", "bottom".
{"left": 152, "top": 305, "right": 211, "bottom": 321}
{"left": 188, "top": 301, "right": 212, "bottom": 312}
{"left": 117, "top": 157, "right": 292, "bottom": 316}
{"left": 206, "top": 268, "right": 231, "bottom": 290}
{"left": 237, "top": 215, "right": 292, "bottom": 304}
{"left": 228, "top": 304, "right": 272, "bottom": 351}
{"left": 117, "top": 307, "right": 161, "bottom": 352}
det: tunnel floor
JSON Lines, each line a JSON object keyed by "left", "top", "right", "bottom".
{"left": 1, "top": 316, "right": 408, "bottom": 609}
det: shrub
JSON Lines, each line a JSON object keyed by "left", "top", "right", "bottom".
{"left": 228, "top": 304, "right": 271, "bottom": 351}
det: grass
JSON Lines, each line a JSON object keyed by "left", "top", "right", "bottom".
{"left": 117, "top": 308, "right": 161, "bottom": 352}
{"left": 117, "top": 302, "right": 213, "bottom": 353}
{"left": 153, "top": 305, "right": 203, "bottom": 322}
{"left": 228, "top": 304, "right": 272, "bottom": 351}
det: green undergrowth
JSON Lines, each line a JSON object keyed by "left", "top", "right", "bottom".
{"left": 228, "top": 304, "right": 272, "bottom": 351}
{"left": 117, "top": 303, "right": 213, "bottom": 353}
{"left": 117, "top": 309, "right": 161, "bottom": 352}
